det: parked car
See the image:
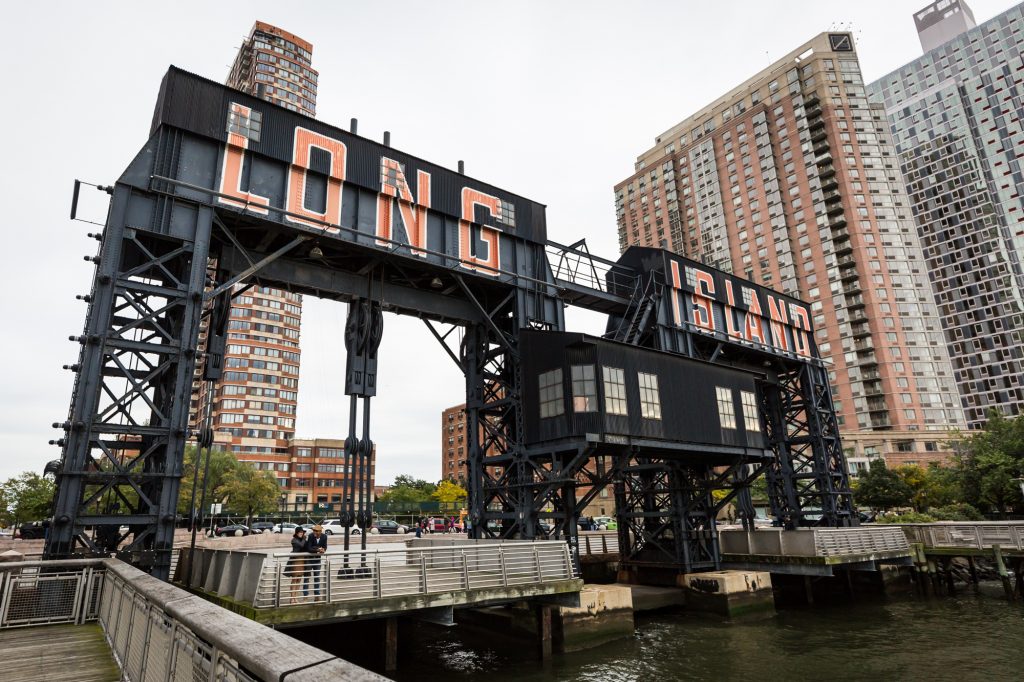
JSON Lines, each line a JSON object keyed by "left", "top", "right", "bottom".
{"left": 592, "top": 516, "right": 617, "bottom": 531}
{"left": 15, "top": 522, "right": 47, "bottom": 539}
{"left": 319, "top": 519, "right": 362, "bottom": 535}
{"left": 214, "top": 524, "right": 251, "bottom": 537}
{"left": 273, "top": 522, "right": 298, "bottom": 534}
{"left": 371, "top": 519, "right": 408, "bottom": 535}
{"left": 250, "top": 522, "right": 275, "bottom": 534}
{"left": 426, "top": 518, "right": 462, "bottom": 532}
{"left": 538, "top": 521, "right": 553, "bottom": 534}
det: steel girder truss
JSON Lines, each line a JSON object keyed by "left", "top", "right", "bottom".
{"left": 460, "top": 282, "right": 590, "bottom": 557}
{"left": 613, "top": 457, "right": 764, "bottom": 573}
{"left": 47, "top": 180, "right": 213, "bottom": 579}
{"left": 761, "top": 362, "right": 856, "bottom": 528}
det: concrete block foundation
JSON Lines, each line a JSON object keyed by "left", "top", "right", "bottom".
{"left": 679, "top": 570, "right": 775, "bottom": 619}
{"left": 555, "top": 584, "right": 635, "bottom": 652}
{"left": 458, "top": 584, "right": 635, "bottom": 654}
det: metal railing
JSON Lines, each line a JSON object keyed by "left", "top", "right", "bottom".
{"left": 812, "top": 527, "right": 909, "bottom": 557}
{"left": 99, "top": 564, "right": 260, "bottom": 682}
{"left": 545, "top": 240, "right": 637, "bottom": 295}
{"left": 254, "top": 541, "right": 578, "bottom": 608}
{"left": 719, "top": 526, "right": 911, "bottom": 558}
{"left": 1, "top": 558, "right": 385, "bottom": 681}
{"left": 578, "top": 532, "right": 620, "bottom": 556}
{"left": 900, "top": 522, "right": 1024, "bottom": 552}
{"left": 0, "top": 560, "right": 102, "bottom": 628}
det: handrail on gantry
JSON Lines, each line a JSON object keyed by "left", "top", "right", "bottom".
{"left": 545, "top": 238, "right": 638, "bottom": 295}
{"left": 252, "top": 541, "right": 579, "bottom": 609}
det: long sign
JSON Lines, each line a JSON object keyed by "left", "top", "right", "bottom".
{"left": 663, "top": 253, "right": 815, "bottom": 359}
{"left": 149, "top": 67, "right": 547, "bottom": 277}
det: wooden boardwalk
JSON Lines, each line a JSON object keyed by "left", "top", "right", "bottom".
{"left": 0, "top": 623, "right": 119, "bottom": 682}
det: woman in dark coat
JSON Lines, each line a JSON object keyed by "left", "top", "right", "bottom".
{"left": 288, "top": 527, "right": 307, "bottom": 603}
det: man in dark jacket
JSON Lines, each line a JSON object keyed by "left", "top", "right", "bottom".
{"left": 305, "top": 524, "right": 328, "bottom": 598}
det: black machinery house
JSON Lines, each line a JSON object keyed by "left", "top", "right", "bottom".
{"left": 520, "top": 329, "right": 770, "bottom": 464}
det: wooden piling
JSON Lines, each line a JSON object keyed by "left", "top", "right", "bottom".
{"left": 943, "top": 557, "right": 956, "bottom": 595}
{"left": 910, "top": 543, "right": 928, "bottom": 596}
{"left": 803, "top": 575, "right": 815, "bottom": 605}
{"left": 384, "top": 617, "right": 398, "bottom": 672}
{"left": 926, "top": 557, "right": 941, "bottom": 596}
{"left": 536, "top": 605, "right": 553, "bottom": 660}
{"left": 967, "top": 555, "right": 979, "bottom": 588}
{"left": 993, "top": 545, "right": 1014, "bottom": 601}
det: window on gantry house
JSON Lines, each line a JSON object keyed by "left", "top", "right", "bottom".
{"left": 740, "top": 390, "right": 760, "bottom": 432}
{"left": 716, "top": 387, "right": 736, "bottom": 429}
{"left": 603, "top": 367, "right": 628, "bottom": 416}
{"left": 539, "top": 368, "right": 565, "bottom": 418}
{"left": 572, "top": 365, "right": 598, "bottom": 412}
{"left": 638, "top": 372, "right": 661, "bottom": 419}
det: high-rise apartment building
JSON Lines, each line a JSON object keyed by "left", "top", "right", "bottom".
{"left": 190, "top": 285, "right": 303, "bottom": 499}
{"left": 867, "top": 2, "right": 1024, "bottom": 428}
{"left": 614, "top": 32, "right": 965, "bottom": 465}
{"left": 189, "top": 23, "right": 327, "bottom": 511}
{"left": 915, "top": 0, "right": 978, "bottom": 52}
{"left": 226, "top": 21, "right": 318, "bottom": 117}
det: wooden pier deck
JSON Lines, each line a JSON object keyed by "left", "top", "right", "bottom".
{"left": 0, "top": 623, "right": 119, "bottom": 682}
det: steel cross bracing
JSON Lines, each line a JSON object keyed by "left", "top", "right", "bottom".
{"left": 47, "top": 71, "right": 853, "bottom": 580}
{"left": 48, "top": 130, "right": 215, "bottom": 578}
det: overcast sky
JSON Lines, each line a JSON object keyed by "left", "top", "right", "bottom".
{"left": 0, "top": 0, "right": 1012, "bottom": 485}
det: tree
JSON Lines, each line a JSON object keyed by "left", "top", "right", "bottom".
{"left": 951, "top": 410, "right": 1024, "bottom": 514}
{"left": 0, "top": 472, "right": 55, "bottom": 527}
{"left": 854, "top": 461, "right": 913, "bottom": 511}
{"left": 892, "top": 464, "right": 958, "bottom": 512}
{"left": 432, "top": 480, "right": 468, "bottom": 505}
{"left": 177, "top": 446, "right": 239, "bottom": 516}
{"left": 378, "top": 476, "right": 436, "bottom": 506}
{"left": 216, "top": 464, "right": 279, "bottom": 525}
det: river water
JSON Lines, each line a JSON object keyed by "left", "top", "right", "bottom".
{"left": 383, "top": 584, "right": 1024, "bottom": 682}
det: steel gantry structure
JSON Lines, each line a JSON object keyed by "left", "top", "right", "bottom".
{"left": 46, "top": 67, "right": 855, "bottom": 580}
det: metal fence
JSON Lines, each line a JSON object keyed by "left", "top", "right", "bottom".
{"left": 900, "top": 522, "right": 1024, "bottom": 552}
{"left": 812, "top": 527, "right": 910, "bottom": 557}
{"left": 578, "top": 532, "right": 620, "bottom": 556}
{"left": 254, "top": 541, "right": 578, "bottom": 608}
{"left": 0, "top": 558, "right": 384, "bottom": 681}
{"left": 98, "top": 567, "right": 258, "bottom": 682}
{"left": 0, "top": 561, "right": 102, "bottom": 628}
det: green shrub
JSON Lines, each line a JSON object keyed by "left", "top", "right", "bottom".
{"left": 929, "top": 503, "right": 984, "bottom": 521}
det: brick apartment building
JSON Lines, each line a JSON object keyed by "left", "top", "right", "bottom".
{"left": 614, "top": 31, "right": 966, "bottom": 468}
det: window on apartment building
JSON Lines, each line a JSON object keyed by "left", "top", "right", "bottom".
{"left": 895, "top": 441, "right": 914, "bottom": 453}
